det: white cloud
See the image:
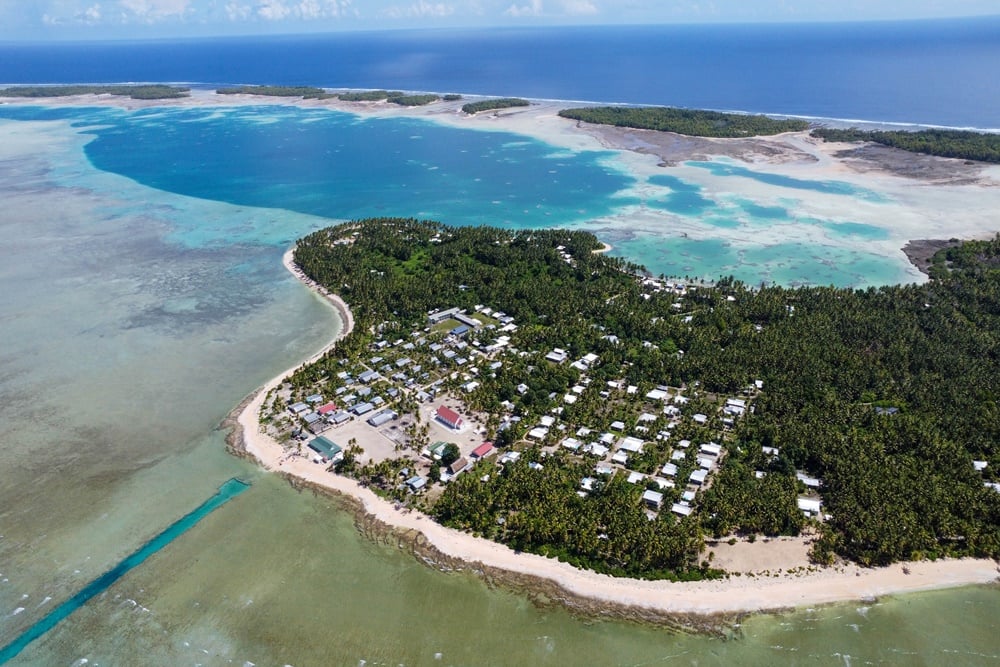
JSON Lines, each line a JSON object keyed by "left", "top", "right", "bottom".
{"left": 251, "top": 0, "right": 353, "bottom": 21}
{"left": 256, "top": 1, "right": 290, "bottom": 19}
{"left": 118, "top": 0, "right": 191, "bottom": 20}
{"left": 504, "top": 0, "right": 542, "bottom": 17}
{"left": 224, "top": 1, "right": 251, "bottom": 20}
{"left": 559, "top": 0, "right": 596, "bottom": 14}
{"left": 382, "top": 0, "right": 454, "bottom": 19}
{"left": 82, "top": 2, "right": 102, "bottom": 20}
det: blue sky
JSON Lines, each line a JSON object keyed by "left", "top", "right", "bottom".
{"left": 1, "top": 0, "right": 998, "bottom": 40}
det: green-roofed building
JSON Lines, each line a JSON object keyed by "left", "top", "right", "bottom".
{"left": 308, "top": 436, "right": 343, "bottom": 461}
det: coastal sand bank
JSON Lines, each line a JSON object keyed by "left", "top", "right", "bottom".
{"left": 225, "top": 246, "right": 999, "bottom": 620}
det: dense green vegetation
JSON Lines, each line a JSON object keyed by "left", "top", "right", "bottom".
{"left": 336, "top": 90, "right": 405, "bottom": 102}
{"left": 216, "top": 85, "right": 333, "bottom": 99}
{"left": 443, "top": 94, "right": 463, "bottom": 101}
{"left": 812, "top": 127, "right": 1000, "bottom": 163}
{"left": 558, "top": 106, "right": 810, "bottom": 137}
{"left": 388, "top": 94, "right": 441, "bottom": 106}
{"left": 293, "top": 219, "right": 1000, "bottom": 573}
{"left": 461, "top": 98, "right": 531, "bottom": 114}
{"left": 0, "top": 85, "right": 189, "bottom": 100}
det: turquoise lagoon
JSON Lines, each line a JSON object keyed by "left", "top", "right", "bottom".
{"left": 0, "top": 104, "right": 916, "bottom": 287}
{"left": 1, "top": 106, "right": 994, "bottom": 666}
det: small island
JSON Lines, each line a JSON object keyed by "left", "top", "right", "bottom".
{"left": 216, "top": 85, "right": 334, "bottom": 99}
{"left": 241, "top": 218, "right": 1000, "bottom": 593}
{"left": 0, "top": 84, "right": 189, "bottom": 100}
{"left": 462, "top": 98, "right": 531, "bottom": 114}
{"left": 558, "top": 106, "right": 810, "bottom": 137}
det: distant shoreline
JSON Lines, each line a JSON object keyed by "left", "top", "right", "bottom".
{"left": 224, "top": 243, "right": 999, "bottom": 624}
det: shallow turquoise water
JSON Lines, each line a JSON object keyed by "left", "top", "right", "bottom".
{"left": 0, "top": 104, "right": 915, "bottom": 287}
{"left": 688, "top": 160, "right": 888, "bottom": 202}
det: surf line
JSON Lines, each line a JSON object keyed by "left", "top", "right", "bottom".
{"left": 0, "top": 478, "right": 251, "bottom": 664}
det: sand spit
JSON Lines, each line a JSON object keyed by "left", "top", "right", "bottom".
{"left": 221, "top": 246, "right": 1000, "bottom": 626}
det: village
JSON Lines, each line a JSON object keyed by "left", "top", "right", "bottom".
{"left": 259, "top": 294, "right": 829, "bottom": 526}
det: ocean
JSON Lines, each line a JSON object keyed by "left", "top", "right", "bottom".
{"left": 1, "top": 18, "right": 1000, "bottom": 666}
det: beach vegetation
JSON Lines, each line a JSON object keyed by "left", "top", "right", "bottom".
{"left": 216, "top": 85, "right": 334, "bottom": 99}
{"left": 557, "top": 106, "right": 809, "bottom": 137}
{"left": 388, "top": 94, "right": 441, "bottom": 106}
{"left": 812, "top": 127, "right": 1000, "bottom": 164}
{"left": 336, "top": 90, "right": 406, "bottom": 102}
{"left": 0, "top": 84, "right": 190, "bottom": 100}
{"left": 461, "top": 98, "right": 531, "bottom": 114}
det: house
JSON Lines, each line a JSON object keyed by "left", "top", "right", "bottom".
{"left": 586, "top": 443, "right": 609, "bottom": 458}
{"left": 471, "top": 442, "right": 495, "bottom": 459}
{"left": 689, "top": 469, "right": 708, "bottom": 485}
{"left": 367, "top": 409, "right": 397, "bottom": 428}
{"left": 527, "top": 427, "right": 549, "bottom": 440}
{"left": 610, "top": 420, "right": 626, "bottom": 431}
{"left": 595, "top": 463, "right": 614, "bottom": 475}
{"left": 448, "top": 457, "right": 469, "bottom": 476}
{"left": 700, "top": 442, "right": 722, "bottom": 457}
{"left": 661, "top": 462, "right": 678, "bottom": 477}
{"left": 642, "top": 490, "right": 664, "bottom": 509}
{"left": 646, "top": 388, "right": 668, "bottom": 401}
{"left": 316, "top": 402, "right": 338, "bottom": 416}
{"left": 451, "top": 324, "right": 471, "bottom": 337}
{"left": 406, "top": 475, "right": 427, "bottom": 492}
{"left": 797, "top": 497, "right": 822, "bottom": 516}
{"left": 692, "top": 413, "right": 708, "bottom": 425}
{"left": 545, "top": 348, "right": 569, "bottom": 363}
{"left": 619, "top": 436, "right": 644, "bottom": 453}
{"left": 561, "top": 437, "right": 582, "bottom": 452}
{"left": 329, "top": 411, "right": 352, "bottom": 425}
{"left": 436, "top": 406, "right": 464, "bottom": 430}
{"left": 611, "top": 450, "right": 629, "bottom": 465}
{"left": 580, "top": 477, "right": 596, "bottom": 492}
{"left": 498, "top": 451, "right": 521, "bottom": 465}
{"left": 358, "top": 370, "right": 380, "bottom": 384}
{"left": 671, "top": 502, "right": 693, "bottom": 517}
{"left": 428, "top": 307, "right": 461, "bottom": 324}
{"left": 351, "top": 402, "right": 375, "bottom": 416}
{"left": 796, "top": 472, "right": 822, "bottom": 489}
{"left": 289, "top": 402, "right": 310, "bottom": 416}
{"left": 627, "top": 471, "right": 646, "bottom": 485}
{"left": 307, "top": 436, "right": 342, "bottom": 462}
{"left": 305, "top": 394, "right": 324, "bottom": 404}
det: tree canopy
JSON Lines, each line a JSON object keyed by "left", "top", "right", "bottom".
{"left": 291, "top": 219, "right": 1000, "bottom": 572}
{"left": 558, "top": 106, "right": 809, "bottom": 137}
{"left": 812, "top": 127, "right": 1000, "bottom": 163}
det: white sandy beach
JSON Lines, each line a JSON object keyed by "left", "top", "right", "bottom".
{"left": 229, "top": 246, "right": 1000, "bottom": 618}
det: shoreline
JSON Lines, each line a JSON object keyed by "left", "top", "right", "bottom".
{"left": 226, "top": 245, "right": 999, "bottom": 622}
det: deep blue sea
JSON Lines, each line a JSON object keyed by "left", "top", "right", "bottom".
{"left": 2, "top": 17, "right": 1000, "bottom": 128}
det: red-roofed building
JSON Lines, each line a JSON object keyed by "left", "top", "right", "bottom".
{"left": 471, "top": 442, "right": 495, "bottom": 459}
{"left": 317, "top": 402, "right": 338, "bottom": 415}
{"left": 436, "top": 405, "right": 464, "bottom": 430}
